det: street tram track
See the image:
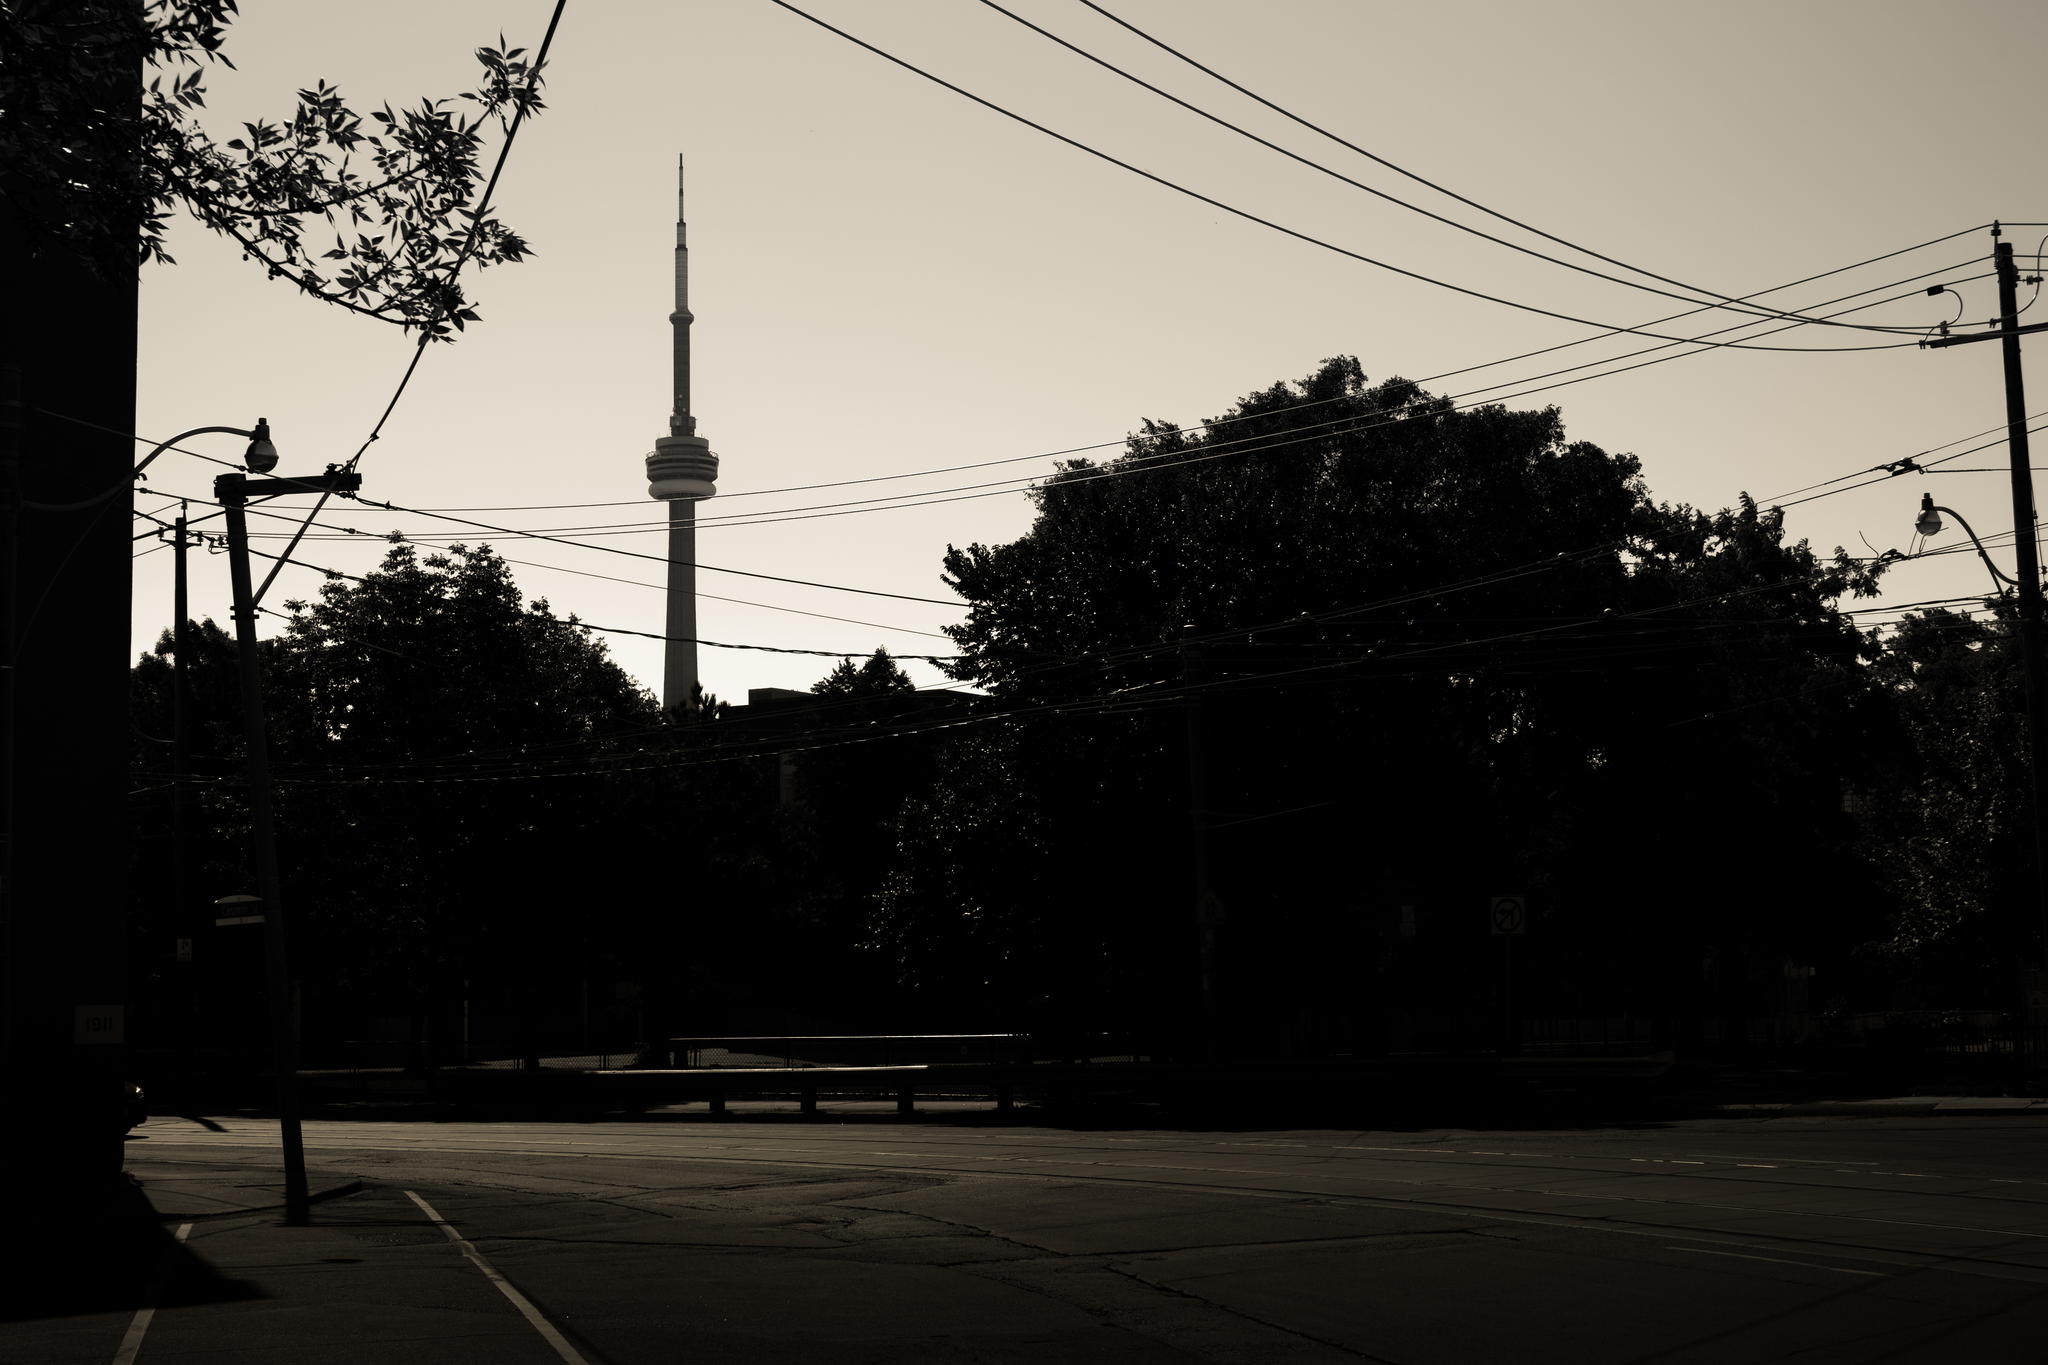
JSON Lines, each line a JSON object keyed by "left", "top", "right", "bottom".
{"left": 139, "top": 1128, "right": 2048, "bottom": 1285}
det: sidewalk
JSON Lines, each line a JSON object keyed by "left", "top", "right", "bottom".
{"left": 1695, "top": 1094, "right": 2048, "bottom": 1117}
{"left": 2, "top": 1150, "right": 564, "bottom": 1365}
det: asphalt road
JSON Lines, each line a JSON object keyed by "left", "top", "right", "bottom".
{"left": 19, "top": 1110, "right": 2048, "bottom": 1362}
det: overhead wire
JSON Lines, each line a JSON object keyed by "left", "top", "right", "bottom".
{"left": 984, "top": 0, "right": 1929, "bottom": 335}
{"left": 765, "top": 0, "right": 1938, "bottom": 354}
{"left": 224, "top": 538, "right": 965, "bottom": 662}
{"left": 211, "top": 259, "right": 1994, "bottom": 548}
{"left": 1071, "top": 0, "right": 1969, "bottom": 338}
{"left": 389, "top": 223, "right": 1991, "bottom": 515}
{"left": 250, "top": 0, "right": 569, "bottom": 609}
{"left": 239, "top": 511, "right": 1890, "bottom": 785}
{"left": 236, "top": 563, "right": 1873, "bottom": 785}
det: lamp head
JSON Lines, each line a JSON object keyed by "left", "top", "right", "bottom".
{"left": 244, "top": 418, "right": 278, "bottom": 474}
{"left": 1914, "top": 493, "right": 1943, "bottom": 538}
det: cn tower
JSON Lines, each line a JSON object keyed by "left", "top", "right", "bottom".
{"left": 645, "top": 155, "right": 718, "bottom": 711}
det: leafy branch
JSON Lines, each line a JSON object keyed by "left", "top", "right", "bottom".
{"left": 0, "top": 0, "right": 546, "bottom": 339}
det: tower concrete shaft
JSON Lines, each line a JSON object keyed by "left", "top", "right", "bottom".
{"left": 664, "top": 501, "right": 698, "bottom": 711}
{"left": 646, "top": 154, "right": 718, "bottom": 711}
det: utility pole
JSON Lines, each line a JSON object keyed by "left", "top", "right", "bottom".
{"left": 1926, "top": 227, "right": 2048, "bottom": 1067}
{"left": 214, "top": 463, "right": 359, "bottom": 1224}
{"left": 172, "top": 504, "right": 193, "bottom": 1003}
{"left": 0, "top": 363, "right": 18, "bottom": 1055}
{"left": 1181, "top": 628, "right": 1219, "bottom": 1060}
{"left": 0, "top": 358, "right": 18, "bottom": 1055}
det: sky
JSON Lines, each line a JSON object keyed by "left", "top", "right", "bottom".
{"left": 133, "top": 0, "right": 2048, "bottom": 705}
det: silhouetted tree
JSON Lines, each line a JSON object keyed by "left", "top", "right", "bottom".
{"left": 1850, "top": 603, "right": 2026, "bottom": 1004}
{"left": 132, "top": 545, "right": 670, "bottom": 1047}
{"left": 1, "top": 0, "right": 544, "bottom": 331}
{"left": 881, "top": 357, "right": 1888, "bottom": 1050}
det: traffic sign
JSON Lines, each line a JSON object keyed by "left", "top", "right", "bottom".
{"left": 1489, "top": 894, "right": 1527, "bottom": 936}
{"left": 214, "top": 892, "right": 264, "bottom": 927}
{"left": 74, "top": 1004, "right": 124, "bottom": 1044}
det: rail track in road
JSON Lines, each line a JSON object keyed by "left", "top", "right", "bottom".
{"left": 137, "top": 1116, "right": 2048, "bottom": 1285}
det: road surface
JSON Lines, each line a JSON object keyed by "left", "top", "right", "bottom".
{"left": 14, "top": 1109, "right": 2048, "bottom": 1361}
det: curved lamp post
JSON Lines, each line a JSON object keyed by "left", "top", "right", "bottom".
{"left": 1912, "top": 491, "right": 2048, "bottom": 1072}
{"left": 1915, "top": 494, "right": 2022, "bottom": 588}
{"left": 21, "top": 419, "right": 275, "bottom": 513}
{"left": 208, "top": 432, "right": 363, "bottom": 1228}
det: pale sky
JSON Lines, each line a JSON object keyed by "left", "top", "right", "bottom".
{"left": 134, "top": 0, "right": 2048, "bottom": 704}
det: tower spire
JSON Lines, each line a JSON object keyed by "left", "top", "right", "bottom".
{"left": 646, "top": 154, "right": 718, "bottom": 712}
{"left": 671, "top": 153, "right": 693, "bottom": 435}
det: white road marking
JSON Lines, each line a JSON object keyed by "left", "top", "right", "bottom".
{"left": 111, "top": 1222, "right": 191, "bottom": 1365}
{"left": 1666, "top": 1246, "right": 1884, "bottom": 1277}
{"left": 1736, "top": 1163, "right": 1779, "bottom": 1168}
{"left": 1692, "top": 1155, "right": 1878, "bottom": 1165}
{"left": 404, "top": 1190, "right": 591, "bottom": 1364}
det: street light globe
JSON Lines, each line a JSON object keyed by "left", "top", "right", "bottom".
{"left": 244, "top": 418, "right": 278, "bottom": 474}
{"left": 1915, "top": 493, "right": 1943, "bottom": 538}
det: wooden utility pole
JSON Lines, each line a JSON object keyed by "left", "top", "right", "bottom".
{"left": 1181, "top": 629, "right": 1219, "bottom": 1060}
{"left": 215, "top": 464, "right": 359, "bottom": 1224}
{"left": 1926, "top": 227, "right": 2048, "bottom": 1064}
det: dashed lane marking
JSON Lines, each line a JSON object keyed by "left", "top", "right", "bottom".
{"left": 111, "top": 1222, "right": 191, "bottom": 1365}
{"left": 405, "top": 1190, "right": 591, "bottom": 1365}
{"left": 1666, "top": 1246, "right": 1885, "bottom": 1277}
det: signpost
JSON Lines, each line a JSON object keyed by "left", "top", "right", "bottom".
{"left": 1491, "top": 894, "right": 1526, "bottom": 1053}
{"left": 1489, "top": 894, "right": 1527, "bottom": 936}
{"left": 213, "top": 893, "right": 265, "bottom": 928}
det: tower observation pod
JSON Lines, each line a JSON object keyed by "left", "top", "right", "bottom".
{"left": 648, "top": 155, "right": 717, "bottom": 712}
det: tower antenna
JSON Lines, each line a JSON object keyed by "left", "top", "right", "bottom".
{"left": 646, "top": 153, "right": 718, "bottom": 711}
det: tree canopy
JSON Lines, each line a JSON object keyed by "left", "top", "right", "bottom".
{"left": 133, "top": 544, "right": 665, "bottom": 1043}
{"left": 881, "top": 357, "right": 1892, "bottom": 1045}
{"left": 1, "top": 0, "right": 545, "bottom": 331}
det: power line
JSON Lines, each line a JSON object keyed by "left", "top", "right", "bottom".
{"left": 220, "top": 259, "right": 1992, "bottom": 547}
{"left": 329, "top": 489, "right": 962, "bottom": 605}
{"left": 83, "top": 408, "right": 963, "bottom": 606}
{"left": 766, "top": 0, "right": 1932, "bottom": 353}
{"left": 248, "top": 1, "right": 569, "bottom": 611}
{"left": 232, "top": 538, "right": 963, "bottom": 661}
{"left": 1771, "top": 420, "right": 2048, "bottom": 511}
{"left": 985, "top": 0, "right": 1927, "bottom": 336}
{"left": 1072, "top": 0, "right": 1968, "bottom": 339}
{"left": 482, "top": 556, "right": 955, "bottom": 640}
{"left": 394, "top": 225, "right": 1990, "bottom": 515}
{"left": 342, "top": 0, "right": 568, "bottom": 473}
{"left": 245, "top": 564, "right": 1869, "bottom": 785}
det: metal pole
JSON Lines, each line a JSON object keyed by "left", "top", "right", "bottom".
{"left": 0, "top": 363, "right": 18, "bottom": 1054}
{"left": 172, "top": 504, "right": 192, "bottom": 959}
{"left": 1182, "top": 630, "right": 1217, "bottom": 1060}
{"left": 1993, "top": 238, "right": 2048, "bottom": 1069}
{"left": 218, "top": 478, "right": 309, "bottom": 1223}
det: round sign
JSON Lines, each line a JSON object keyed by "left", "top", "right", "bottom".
{"left": 1490, "top": 896, "right": 1526, "bottom": 935}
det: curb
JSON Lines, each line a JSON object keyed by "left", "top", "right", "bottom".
{"left": 1695, "top": 1100, "right": 2048, "bottom": 1118}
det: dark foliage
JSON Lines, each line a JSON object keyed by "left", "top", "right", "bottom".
{"left": 1, "top": 0, "right": 544, "bottom": 332}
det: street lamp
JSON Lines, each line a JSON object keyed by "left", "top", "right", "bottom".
{"left": 1910, "top": 492, "right": 2048, "bottom": 1074}
{"left": 20, "top": 419, "right": 277, "bottom": 513}
{"left": 209, "top": 442, "right": 361, "bottom": 1227}
{"left": 1915, "top": 494, "right": 2020, "bottom": 587}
